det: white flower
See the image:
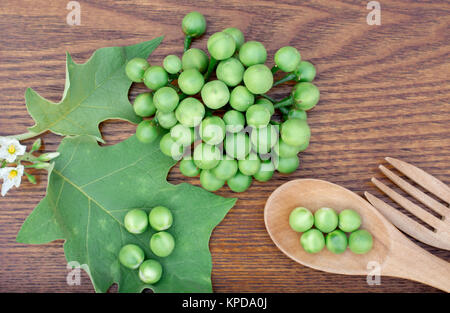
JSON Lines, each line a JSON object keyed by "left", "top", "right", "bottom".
{"left": 0, "top": 137, "right": 26, "bottom": 163}
{"left": 0, "top": 165, "right": 24, "bottom": 196}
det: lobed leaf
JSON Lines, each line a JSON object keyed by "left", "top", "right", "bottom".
{"left": 25, "top": 37, "right": 163, "bottom": 142}
{"left": 17, "top": 135, "right": 236, "bottom": 293}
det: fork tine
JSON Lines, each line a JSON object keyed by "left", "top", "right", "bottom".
{"left": 379, "top": 165, "right": 449, "bottom": 217}
{"left": 385, "top": 157, "right": 450, "bottom": 204}
{"left": 365, "top": 192, "right": 449, "bottom": 250}
{"left": 371, "top": 177, "right": 442, "bottom": 230}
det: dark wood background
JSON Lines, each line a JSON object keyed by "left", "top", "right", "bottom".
{"left": 0, "top": 0, "right": 449, "bottom": 293}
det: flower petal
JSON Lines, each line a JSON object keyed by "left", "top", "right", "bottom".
{"left": 0, "top": 137, "right": 8, "bottom": 146}
{"left": 3, "top": 153, "right": 17, "bottom": 163}
{"left": 0, "top": 168, "right": 8, "bottom": 178}
{"left": 13, "top": 165, "right": 24, "bottom": 187}
{"left": 1, "top": 178, "right": 15, "bottom": 196}
{"left": 15, "top": 142, "right": 26, "bottom": 156}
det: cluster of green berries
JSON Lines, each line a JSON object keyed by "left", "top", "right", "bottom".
{"left": 125, "top": 11, "right": 320, "bottom": 193}
{"left": 289, "top": 207, "right": 373, "bottom": 254}
{"left": 118, "top": 206, "right": 174, "bottom": 285}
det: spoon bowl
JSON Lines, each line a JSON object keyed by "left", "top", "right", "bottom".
{"left": 264, "top": 179, "right": 450, "bottom": 291}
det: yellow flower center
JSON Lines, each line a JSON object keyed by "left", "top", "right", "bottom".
{"left": 8, "top": 170, "right": 18, "bottom": 179}
{"left": 7, "top": 144, "right": 16, "bottom": 155}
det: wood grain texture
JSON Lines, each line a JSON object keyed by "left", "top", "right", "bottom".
{"left": 0, "top": 0, "right": 449, "bottom": 293}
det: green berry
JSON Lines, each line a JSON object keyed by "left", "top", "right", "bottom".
{"left": 255, "top": 98, "right": 275, "bottom": 115}
{"left": 150, "top": 231, "right": 175, "bottom": 257}
{"left": 178, "top": 69, "right": 205, "bottom": 95}
{"left": 156, "top": 111, "right": 178, "bottom": 129}
{"left": 300, "top": 229, "right": 325, "bottom": 254}
{"left": 163, "top": 55, "right": 182, "bottom": 74}
{"left": 179, "top": 158, "right": 200, "bottom": 177}
{"left": 292, "top": 82, "right": 320, "bottom": 111}
{"left": 153, "top": 87, "right": 179, "bottom": 113}
{"left": 225, "top": 132, "right": 251, "bottom": 160}
{"left": 170, "top": 124, "right": 195, "bottom": 146}
{"left": 253, "top": 160, "right": 275, "bottom": 182}
{"left": 216, "top": 57, "right": 245, "bottom": 87}
{"left": 159, "top": 133, "right": 184, "bottom": 159}
{"left": 223, "top": 27, "right": 245, "bottom": 50}
{"left": 243, "top": 64, "right": 273, "bottom": 94}
{"left": 212, "top": 156, "right": 238, "bottom": 180}
{"left": 200, "top": 169, "right": 225, "bottom": 191}
{"left": 339, "top": 209, "right": 362, "bottom": 233}
{"left": 274, "top": 46, "right": 301, "bottom": 72}
{"left": 149, "top": 206, "right": 173, "bottom": 231}
{"left": 136, "top": 120, "right": 159, "bottom": 144}
{"left": 289, "top": 207, "right": 314, "bottom": 232}
{"left": 348, "top": 230, "right": 373, "bottom": 254}
{"left": 182, "top": 11, "right": 206, "bottom": 37}
{"left": 139, "top": 259, "right": 163, "bottom": 284}
{"left": 238, "top": 153, "right": 261, "bottom": 176}
{"left": 207, "top": 32, "right": 236, "bottom": 60}
{"left": 227, "top": 171, "right": 252, "bottom": 193}
{"left": 126, "top": 57, "right": 149, "bottom": 82}
{"left": 250, "top": 125, "right": 278, "bottom": 154}
{"left": 246, "top": 104, "right": 270, "bottom": 128}
{"left": 281, "top": 118, "right": 310, "bottom": 147}
{"left": 326, "top": 230, "right": 348, "bottom": 254}
{"left": 200, "top": 116, "right": 226, "bottom": 145}
{"left": 276, "top": 155, "right": 299, "bottom": 174}
{"left": 175, "top": 97, "right": 205, "bottom": 127}
{"left": 193, "top": 143, "right": 221, "bottom": 170}
{"left": 133, "top": 93, "right": 156, "bottom": 117}
{"left": 182, "top": 48, "right": 209, "bottom": 73}
{"left": 229, "top": 85, "right": 254, "bottom": 112}
{"left": 223, "top": 110, "right": 245, "bottom": 133}
{"left": 314, "top": 207, "right": 339, "bottom": 233}
{"left": 119, "top": 244, "right": 145, "bottom": 269}
{"left": 143, "top": 66, "right": 168, "bottom": 90}
{"left": 201, "top": 80, "right": 230, "bottom": 109}
{"left": 295, "top": 61, "right": 316, "bottom": 82}
{"left": 239, "top": 41, "right": 267, "bottom": 66}
{"left": 273, "top": 139, "right": 301, "bottom": 158}
{"left": 124, "top": 209, "right": 148, "bottom": 234}
{"left": 287, "top": 109, "right": 307, "bottom": 120}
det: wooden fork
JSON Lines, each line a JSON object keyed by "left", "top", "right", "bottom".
{"left": 365, "top": 157, "right": 450, "bottom": 251}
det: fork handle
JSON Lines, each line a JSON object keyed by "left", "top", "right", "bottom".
{"left": 385, "top": 238, "right": 450, "bottom": 292}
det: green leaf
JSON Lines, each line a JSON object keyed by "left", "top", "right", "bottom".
{"left": 25, "top": 37, "right": 163, "bottom": 142}
{"left": 16, "top": 135, "right": 236, "bottom": 293}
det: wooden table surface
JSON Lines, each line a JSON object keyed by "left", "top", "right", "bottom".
{"left": 0, "top": 0, "right": 449, "bottom": 293}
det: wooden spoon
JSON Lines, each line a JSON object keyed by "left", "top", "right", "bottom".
{"left": 264, "top": 179, "right": 450, "bottom": 292}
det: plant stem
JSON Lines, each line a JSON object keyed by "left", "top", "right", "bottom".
{"left": 167, "top": 82, "right": 181, "bottom": 93}
{"left": 274, "top": 96, "right": 294, "bottom": 109}
{"left": 204, "top": 57, "right": 218, "bottom": 81}
{"left": 273, "top": 73, "right": 296, "bottom": 87}
{"left": 261, "top": 94, "right": 276, "bottom": 102}
{"left": 168, "top": 73, "right": 179, "bottom": 82}
{"left": 7, "top": 131, "right": 44, "bottom": 141}
{"left": 184, "top": 35, "right": 193, "bottom": 52}
{"left": 19, "top": 153, "right": 37, "bottom": 162}
{"left": 271, "top": 65, "right": 279, "bottom": 74}
{"left": 269, "top": 120, "right": 281, "bottom": 125}
{"left": 179, "top": 93, "right": 188, "bottom": 101}
{"left": 278, "top": 106, "right": 289, "bottom": 116}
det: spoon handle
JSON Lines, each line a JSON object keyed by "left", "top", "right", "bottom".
{"left": 385, "top": 238, "right": 450, "bottom": 292}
